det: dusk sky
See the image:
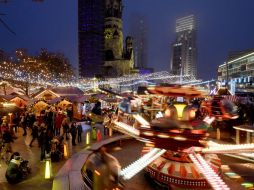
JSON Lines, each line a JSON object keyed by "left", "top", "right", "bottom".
{"left": 1, "top": 0, "right": 254, "bottom": 80}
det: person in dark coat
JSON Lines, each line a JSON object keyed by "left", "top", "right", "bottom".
{"left": 77, "top": 123, "right": 83, "bottom": 142}
{"left": 62, "top": 117, "right": 70, "bottom": 140}
{"left": 2, "top": 129, "right": 14, "bottom": 156}
{"left": 92, "top": 101, "right": 102, "bottom": 115}
{"left": 70, "top": 122, "right": 77, "bottom": 146}
{"left": 39, "top": 126, "right": 47, "bottom": 161}
{"left": 22, "top": 113, "right": 28, "bottom": 136}
{"left": 46, "top": 108, "right": 54, "bottom": 132}
{"left": 29, "top": 121, "right": 39, "bottom": 147}
{"left": 13, "top": 113, "right": 19, "bottom": 133}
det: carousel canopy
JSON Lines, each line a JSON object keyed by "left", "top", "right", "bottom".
{"left": 216, "top": 87, "right": 232, "bottom": 96}
{"left": 148, "top": 85, "right": 205, "bottom": 98}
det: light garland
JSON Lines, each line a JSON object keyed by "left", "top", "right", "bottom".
{"left": 189, "top": 153, "right": 229, "bottom": 190}
{"left": 120, "top": 148, "right": 166, "bottom": 180}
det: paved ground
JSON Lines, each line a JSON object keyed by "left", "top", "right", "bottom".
{"left": 0, "top": 122, "right": 101, "bottom": 190}
{"left": 106, "top": 139, "right": 248, "bottom": 190}
{"left": 1, "top": 124, "right": 254, "bottom": 190}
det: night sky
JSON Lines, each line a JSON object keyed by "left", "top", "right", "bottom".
{"left": 1, "top": 0, "right": 254, "bottom": 80}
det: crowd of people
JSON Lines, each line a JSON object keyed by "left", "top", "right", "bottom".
{"left": 0, "top": 100, "right": 110, "bottom": 184}
{"left": 0, "top": 99, "right": 112, "bottom": 165}
{"left": 0, "top": 105, "right": 87, "bottom": 165}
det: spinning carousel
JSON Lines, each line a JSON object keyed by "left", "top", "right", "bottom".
{"left": 110, "top": 85, "right": 254, "bottom": 190}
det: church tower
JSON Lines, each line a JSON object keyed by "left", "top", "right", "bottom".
{"left": 104, "top": 0, "right": 124, "bottom": 60}
{"left": 103, "top": 0, "right": 135, "bottom": 77}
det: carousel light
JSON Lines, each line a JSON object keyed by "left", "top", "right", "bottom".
{"left": 189, "top": 109, "right": 196, "bottom": 119}
{"left": 189, "top": 153, "right": 229, "bottom": 190}
{"left": 174, "top": 104, "right": 187, "bottom": 118}
{"left": 157, "top": 133, "right": 170, "bottom": 138}
{"left": 173, "top": 136, "right": 187, "bottom": 141}
{"left": 120, "top": 148, "right": 166, "bottom": 180}
{"left": 164, "top": 109, "right": 171, "bottom": 117}
{"left": 94, "top": 170, "right": 101, "bottom": 176}
{"left": 207, "top": 141, "right": 254, "bottom": 159}
{"left": 203, "top": 143, "right": 254, "bottom": 154}
{"left": 133, "top": 114, "right": 150, "bottom": 127}
{"left": 2, "top": 102, "right": 15, "bottom": 107}
{"left": 113, "top": 121, "right": 140, "bottom": 136}
{"left": 156, "top": 111, "right": 164, "bottom": 118}
{"left": 203, "top": 116, "right": 215, "bottom": 125}
{"left": 142, "top": 131, "right": 154, "bottom": 136}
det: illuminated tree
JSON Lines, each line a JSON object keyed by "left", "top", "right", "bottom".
{"left": 0, "top": 49, "right": 75, "bottom": 96}
{"left": 37, "top": 49, "right": 75, "bottom": 83}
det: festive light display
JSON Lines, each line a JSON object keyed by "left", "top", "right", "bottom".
{"left": 204, "top": 142, "right": 254, "bottom": 154}
{"left": 207, "top": 141, "right": 254, "bottom": 159}
{"left": 0, "top": 50, "right": 75, "bottom": 95}
{"left": 132, "top": 114, "right": 150, "bottom": 127}
{"left": 120, "top": 148, "right": 166, "bottom": 180}
{"left": 0, "top": 61, "right": 200, "bottom": 93}
{"left": 113, "top": 121, "right": 140, "bottom": 136}
{"left": 189, "top": 153, "right": 229, "bottom": 190}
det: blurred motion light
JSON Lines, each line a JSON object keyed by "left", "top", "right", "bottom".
{"left": 45, "top": 159, "right": 51, "bottom": 179}
{"left": 189, "top": 109, "right": 196, "bottom": 119}
{"left": 174, "top": 104, "right": 187, "bottom": 118}
{"left": 164, "top": 109, "right": 171, "bottom": 117}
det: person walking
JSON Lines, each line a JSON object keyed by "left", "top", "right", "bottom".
{"left": 77, "top": 123, "right": 82, "bottom": 143}
{"left": 22, "top": 112, "right": 29, "bottom": 136}
{"left": 12, "top": 113, "right": 19, "bottom": 133}
{"left": 55, "top": 111, "right": 63, "bottom": 136}
{"left": 29, "top": 121, "right": 39, "bottom": 147}
{"left": 38, "top": 126, "right": 47, "bottom": 161}
{"left": 62, "top": 117, "right": 70, "bottom": 140}
{"left": 70, "top": 122, "right": 77, "bottom": 146}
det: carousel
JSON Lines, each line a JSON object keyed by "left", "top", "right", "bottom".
{"left": 108, "top": 85, "right": 254, "bottom": 190}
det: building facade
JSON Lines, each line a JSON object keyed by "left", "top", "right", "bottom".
{"left": 78, "top": 0, "right": 134, "bottom": 78}
{"left": 129, "top": 14, "right": 148, "bottom": 69}
{"left": 78, "top": 0, "right": 105, "bottom": 78}
{"left": 170, "top": 15, "right": 197, "bottom": 79}
{"left": 218, "top": 50, "right": 254, "bottom": 87}
{"left": 103, "top": 0, "right": 135, "bottom": 77}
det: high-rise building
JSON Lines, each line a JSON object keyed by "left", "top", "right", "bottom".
{"left": 170, "top": 15, "right": 197, "bottom": 79}
{"left": 78, "top": 0, "right": 105, "bottom": 78}
{"left": 129, "top": 15, "right": 148, "bottom": 69}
